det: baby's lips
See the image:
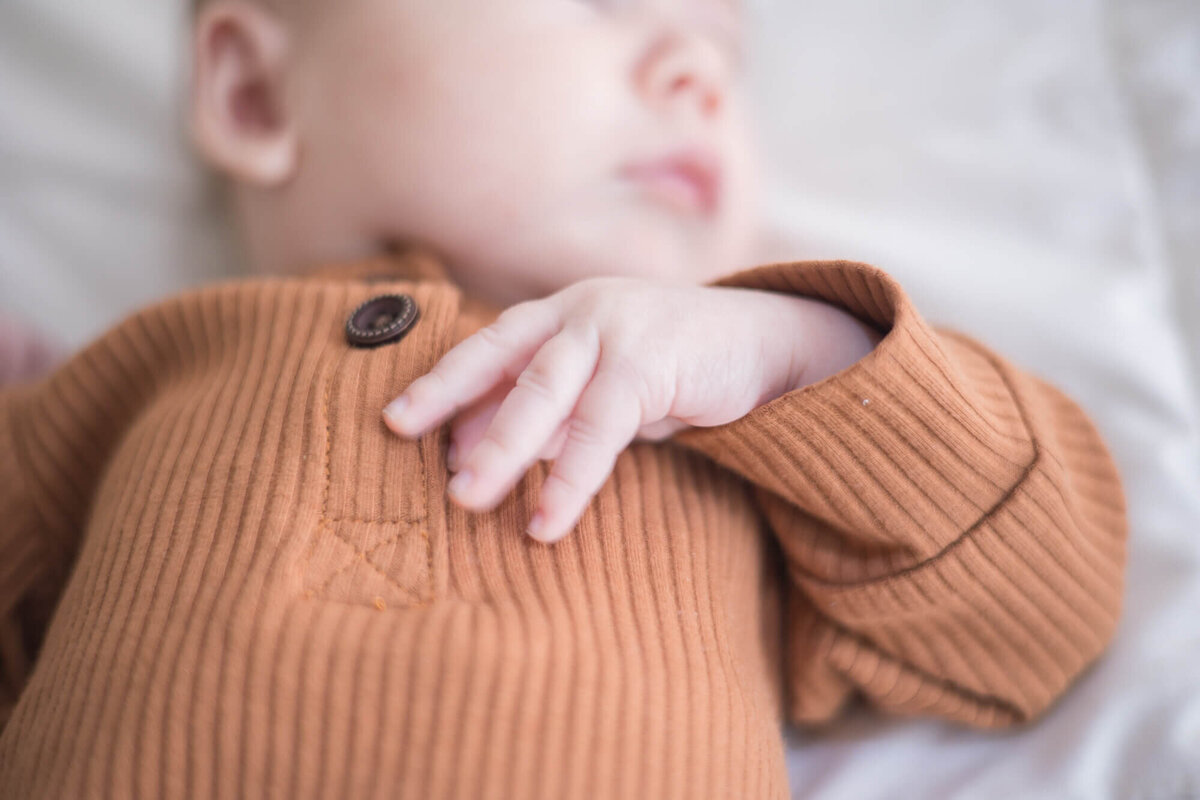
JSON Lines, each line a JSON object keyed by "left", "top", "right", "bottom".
{"left": 619, "top": 146, "right": 723, "bottom": 217}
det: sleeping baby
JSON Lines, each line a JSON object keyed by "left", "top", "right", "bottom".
{"left": 0, "top": 0, "right": 1129, "bottom": 797}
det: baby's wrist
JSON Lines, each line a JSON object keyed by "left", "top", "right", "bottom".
{"left": 750, "top": 293, "right": 882, "bottom": 403}
{"left": 789, "top": 298, "right": 883, "bottom": 391}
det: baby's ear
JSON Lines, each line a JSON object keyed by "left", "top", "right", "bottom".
{"left": 189, "top": 0, "right": 297, "bottom": 186}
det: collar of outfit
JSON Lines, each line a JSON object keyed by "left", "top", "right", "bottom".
{"left": 302, "top": 243, "right": 506, "bottom": 343}
{"left": 303, "top": 244, "right": 454, "bottom": 285}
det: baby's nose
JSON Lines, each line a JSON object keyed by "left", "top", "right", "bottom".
{"left": 637, "top": 31, "right": 727, "bottom": 120}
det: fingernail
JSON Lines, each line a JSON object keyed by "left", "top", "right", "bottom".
{"left": 447, "top": 441, "right": 459, "bottom": 471}
{"left": 527, "top": 510, "right": 546, "bottom": 541}
{"left": 383, "top": 394, "right": 410, "bottom": 422}
{"left": 447, "top": 468, "right": 473, "bottom": 500}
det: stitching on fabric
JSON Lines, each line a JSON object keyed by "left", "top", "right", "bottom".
{"left": 790, "top": 345, "right": 1042, "bottom": 591}
{"left": 417, "top": 414, "right": 434, "bottom": 604}
{"left": 322, "top": 372, "right": 333, "bottom": 520}
{"left": 803, "top": 379, "right": 951, "bottom": 555}
{"left": 914, "top": 329, "right": 1031, "bottom": 447}
{"left": 884, "top": 567, "right": 1042, "bottom": 712}
{"left": 326, "top": 516, "right": 425, "bottom": 525}
{"left": 312, "top": 521, "right": 429, "bottom": 604}
{"left": 306, "top": 376, "right": 335, "bottom": 567}
{"left": 819, "top": 613, "right": 1028, "bottom": 724}
{"left": 792, "top": 446, "right": 1040, "bottom": 593}
{"left": 417, "top": 304, "right": 456, "bottom": 604}
{"left": 306, "top": 363, "right": 434, "bottom": 607}
{"left": 854, "top": 361, "right": 1010, "bottom": 495}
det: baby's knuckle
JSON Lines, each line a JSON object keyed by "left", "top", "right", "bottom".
{"left": 543, "top": 469, "right": 588, "bottom": 501}
{"left": 515, "top": 365, "right": 559, "bottom": 404}
{"left": 492, "top": 304, "right": 529, "bottom": 330}
{"left": 475, "top": 322, "right": 511, "bottom": 350}
{"left": 479, "top": 426, "right": 521, "bottom": 458}
{"left": 565, "top": 415, "right": 608, "bottom": 450}
{"left": 428, "top": 363, "right": 456, "bottom": 385}
{"left": 567, "top": 275, "right": 614, "bottom": 295}
{"left": 570, "top": 280, "right": 625, "bottom": 316}
{"left": 601, "top": 352, "right": 656, "bottom": 408}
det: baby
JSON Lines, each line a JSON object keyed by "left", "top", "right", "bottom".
{"left": 0, "top": 0, "right": 1128, "bottom": 798}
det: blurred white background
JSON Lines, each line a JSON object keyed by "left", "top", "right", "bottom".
{"left": 743, "top": 5, "right": 1200, "bottom": 797}
{"left": 1, "top": 1, "right": 1198, "bottom": 798}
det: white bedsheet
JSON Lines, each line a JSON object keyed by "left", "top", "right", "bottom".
{"left": 747, "top": 2, "right": 1200, "bottom": 797}
{"left": 1, "top": 1, "right": 1198, "bottom": 797}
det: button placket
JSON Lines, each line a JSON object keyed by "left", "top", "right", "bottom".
{"left": 302, "top": 289, "right": 438, "bottom": 608}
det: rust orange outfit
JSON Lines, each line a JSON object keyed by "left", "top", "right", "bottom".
{"left": 0, "top": 248, "right": 1127, "bottom": 799}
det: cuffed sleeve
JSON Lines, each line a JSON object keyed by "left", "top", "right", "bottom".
{"left": 671, "top": 259, "right": 1128, "bottom": 728}
{"left": 0, "top": 316, "right": 166, "bottom": 733}
{"left": 0, "top": 383, "right": 67, "bottom": 731}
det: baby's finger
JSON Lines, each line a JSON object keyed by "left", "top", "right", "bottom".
{"left": 537, "top": 421, "right": 569, "bottom": 462}
{"left": 526, "top": 366, "right": 642, "bottom": 544}
{"left": 447, "top": 382, "right": 511, "bottom": 471}
{"left": 446, "top": 328, "right": 600, "bottom": 512}
{"left": 454, "top": 410, "right": 565, "bottom": 472}
{"left": 384, "top": 301, "right": 560, "bottom": 437}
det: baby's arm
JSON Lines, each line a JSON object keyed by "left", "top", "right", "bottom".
{"left": 0, "top": 381, "right": 68, "bottom": 729}
{"left": 0, "top": 324, "right": 147, "bottom": 729}
{"left": 671, "top": 259, "right": 1127, "bottom": 728}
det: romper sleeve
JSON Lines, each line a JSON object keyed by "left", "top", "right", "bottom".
{"left": 668, "top": 259, "right": 1129, "bottom": 729}
{"left": 0, "top": 378, "right": 72, "bottom": 731}
{"left": 0, "top": 318, "right": 162, "bottom": 731}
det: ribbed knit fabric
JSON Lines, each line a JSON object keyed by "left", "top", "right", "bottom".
{"left": 0, "top": 247, "right": 1127, "bottom": 799}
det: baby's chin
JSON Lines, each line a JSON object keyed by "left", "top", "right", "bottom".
{"left": 413, "top": 204, "right": 751, "bottom": 304}
{"left": 601, "top": 220, "right": 745, "bottom": 284}
{"left": 530, "top": 236, "right": 720, "bottom": 293}
{"left": 553, "top": 206, "right": 743, "bottom": 283}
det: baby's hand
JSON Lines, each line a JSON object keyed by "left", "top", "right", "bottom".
{"left": 382, "top": 277, "right": 861, "bottom": 543}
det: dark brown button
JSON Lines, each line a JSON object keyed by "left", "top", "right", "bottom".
{"left": 345, "top": 294, "right": 419, "bottom": 348}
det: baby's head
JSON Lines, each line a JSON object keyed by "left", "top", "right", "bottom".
{"left": 190, "top": 0, "right": 761, "bottom": 308}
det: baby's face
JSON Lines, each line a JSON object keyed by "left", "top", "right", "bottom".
{"left": 288, "top": 0, "right": 759, "bottom": 306}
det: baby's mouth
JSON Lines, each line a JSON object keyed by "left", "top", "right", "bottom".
{"left": 619, "top": 149, "right": 722, "bottom": 218}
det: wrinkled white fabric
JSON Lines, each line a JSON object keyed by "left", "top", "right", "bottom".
{"left": 0, "top": 0, "right": 240, "bottom": 351}
{"left": 746, "top": 2, "right": 1200, "bottom": 798}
